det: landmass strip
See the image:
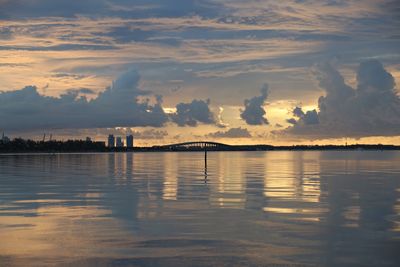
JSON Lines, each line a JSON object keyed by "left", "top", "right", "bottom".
{"left": 0, "top": 138, "right": 399, "bottom": 153}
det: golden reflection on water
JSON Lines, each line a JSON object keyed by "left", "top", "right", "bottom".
{"left": 263, "top": 152, "right": 323, "bottom": 219}
{"left": 0, "top": 151, "right": 400, "bottom": 266}
{"left": 0, "top": 205, "right": 119, "bottom": 258}
{"left": 264, "top": 152, "right": 298, "bottom": 199}
{"left": 209, "top": 152, "right": 246, "bottom": 209}
{"left": 163, "top": 153, "right": 178, "bottom": 201}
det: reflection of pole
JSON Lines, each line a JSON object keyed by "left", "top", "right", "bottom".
{"left": 204, "top": 144, "right": 208, "bottom": 182}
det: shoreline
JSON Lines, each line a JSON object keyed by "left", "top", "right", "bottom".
{"left": 1, "top": 144, "right": 400, "bottom": 154}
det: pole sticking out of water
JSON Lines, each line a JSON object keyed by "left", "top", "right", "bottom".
{"left": 204, "top": 143, "right": 208, "bottom": 181}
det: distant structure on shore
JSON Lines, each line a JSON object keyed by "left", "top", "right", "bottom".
{"left": 2, "top": 132, "right": 10, "bottom": 143}
{"left": 108, "top": 134, "right": 115, "bottom": 148}
{"left": 116, "top": 137, "right": 123, "bottom": 147}
{"left": 126, "top": 135, "right": 134, "bottom": 148}
{"left": 108, "top": 134, "right": 134, "bottom": 148}
{"left": 1, "top": 133, "right": 399, "bottom": 153}
{"left": 0, "top": 136, "right": 399, "bottom": 153}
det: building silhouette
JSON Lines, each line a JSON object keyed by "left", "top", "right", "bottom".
{"left": 1, "top": 132, "right": 10, "bottom": 143}
{"left": 116, "top": 136, "right": 123, "bottom": 148}
{"left": 126, "top": 135, "right": 134, "bottom": 148}
{"left": 108, "top": 134, "right": 115, "bottom": 148}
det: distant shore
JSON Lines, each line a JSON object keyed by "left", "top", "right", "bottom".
{"left": 1, "top": 138, "right": 399, "bottom": 153}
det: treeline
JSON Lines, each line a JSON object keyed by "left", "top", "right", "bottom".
{"left": 149, "top": 144, "right": 400, "bottom": 152}
{"left": 1, "top": 138, "right": 399, "bottom": 153}
{"left": 270, "top": 144, "right": 400, "bottom": 151}
{"left": 0, "top": 138, "right": 107, "bottom": 153}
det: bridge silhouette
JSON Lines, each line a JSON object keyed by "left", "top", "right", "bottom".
{"left": 154, "top": 141, "right": 232, "bottom": 151}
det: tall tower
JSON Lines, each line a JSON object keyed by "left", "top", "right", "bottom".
{"left": 116, "top": 137, "right": 123, "bottom": 148}
{"left": 126, "top": 135, "right": 134, "bottom": 148}
{"left": 1, "top": 132, "right": 10, "bottom": 143}
{"left": 108, "top": 134, "right": 115, "bottom": 148}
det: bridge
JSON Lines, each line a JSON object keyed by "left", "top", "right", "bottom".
{"left": 154, "top": 141, "right": 232, "bottom": 151}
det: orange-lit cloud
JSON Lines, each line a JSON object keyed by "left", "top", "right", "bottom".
{"left": 0, "top": 0, "right": 399, "bottom": 144}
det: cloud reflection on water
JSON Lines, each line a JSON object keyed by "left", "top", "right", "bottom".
{"left": 0, "top": 151, "right": 399, "bottom": 266}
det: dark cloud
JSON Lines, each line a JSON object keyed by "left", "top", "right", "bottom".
{"left": 106, "top": 0, "right": 223, "bottom": 19}
{"left": 0, "top": 0, "right": 105, "bottom": 19}
{"left": 302, "top": 110, "right": 319, "bottom": 125}
{"left": 206, "top": 127, "right": 251, "bottom": 138}
{"left": 0, "top": 63, "right": 28, "bottom": 68}
{"left": 100, "top": 25, "right": 182, "bottom": 46}
{"left": 0, "top": 0, "right": 222, "bottom": 19}
{"left": 284, "top": 60, "right": 400, "bottom": 138}
{"left": 173, "top": 27, "right": 351, "bottom": 42}
{"left": 0, "top": 69, "right": 168, "bottom": 131}
{"left": 240, "top": 84, "right": 269, "bottom": 125}
{"left": 288, "top": 107, "right": 319, "bottom": 125}
{"left": 0, "top": 44, "right": 117, "bottom": 51}
{"left": 357, "top": 60, "right": 395, "bottom": 92}
{"left": 0, "top": 66, "right": 219, "bottom": 131}
{"left": 0, "top": 27, "right": 13, "bottom": 39}
{"left": 66, "top": 88, "right": 96, "bottom": 95}
{"left": 286, "top": 118, "right": 297, "bottom": 125}
{"left": 102, "top": 26, "right": 154, "bottom": 43}
{"left": 293, "top": 106, "right": 305, "bottom": 118}
{"left": 52, "top": 73, "right": 88, "bottom": 80}
{"left": 171, "top": 99, "right": 215, "bottom": 127}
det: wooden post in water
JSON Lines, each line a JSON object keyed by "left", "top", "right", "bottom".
{"left": 204, "top": 143, "right": 208, "bottom": 180}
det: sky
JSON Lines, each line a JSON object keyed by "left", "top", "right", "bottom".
{"left": 0, "top": 0, "right": 399, "bottom": 145}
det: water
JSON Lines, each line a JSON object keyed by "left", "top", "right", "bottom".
{"left": 0, "top": 151, "right": 399, "bottom": 266}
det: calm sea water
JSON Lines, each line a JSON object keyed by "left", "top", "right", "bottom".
{"left": 0, "top": 151, "right": 399, "bottom": 266}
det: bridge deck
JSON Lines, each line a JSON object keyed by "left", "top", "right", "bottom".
{"left": 156, "top": 141, "right": 231, "bottom": 150}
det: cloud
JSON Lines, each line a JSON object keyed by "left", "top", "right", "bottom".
{"left": 216, "top": 106, "right": 228, "bottom": 128}
{"left": 52, "top": 73, "right": 88, "bottom": 80}
{"left": 103, "top": 26, "right": 154, "bottom": 43}
{"left": 2, "top": 0, "right": 398, "bottom": 101}
{"left": 0, "top": 0, "right": 223, "bottom": 19}
{"left": 301, "top": 110, "right": 319, "bottom": 125}
{"left": 0, "top": 67, "right": 221, "bottom": 131}
{"left": 288, "top": 106, "right": 319, "bottom": 125}
{"left": 0, "top": 26, "right": 12, "bottom": 39}
{"left": 0, "top": 1, "right": 399, "bottom": 142}
{"left": 293, "top": 106, "right": 305, "bottom": 118}
{"left": 286, "top": 118, "right": 297, "bottom": 125}
{"left": 98, "top": 127, "right": 169, "bottom": 140}
{"left": 171, "top": 99, "right": 215, "bottom": 126}
{"left": 0, "top": 44, "right": 117, "bottom": 51}
{"left": 66, "top": 88, "right": 96, "bottom": 95}
{"left": 206, "top": 127, "right": 252, "bottom": 138}
{"left": 0, "top": 0, "right": 104, "bottom": 19}
{"left": 0, "top": 69, "right": 168, "bottom": 131}
{"left": 240, "top": 84, "right": 269, "bottom": 125}
{"left": 130, "top": 129, "right": 168, "bottom": 139}
{"left": 284, "top": 60, "right": 400, "bottom": 138}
